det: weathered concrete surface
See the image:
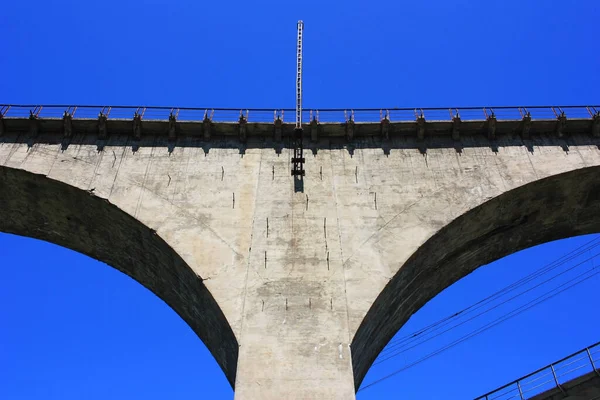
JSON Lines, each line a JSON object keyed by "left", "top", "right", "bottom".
{"left": 2, "top": 122, "right": 600, "bottom": 398}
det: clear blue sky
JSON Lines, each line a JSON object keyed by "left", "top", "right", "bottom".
{"left": 1, "top": 1, "right": 599, "bottom": 399}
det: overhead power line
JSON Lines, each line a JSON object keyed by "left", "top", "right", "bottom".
{"left": 379, "top": 236, "right": 600, "bottom": 355}
{"left": 359, "top": 256, "right": 600, "bottom": 392}
{"left": 374, "top": 250, "right": 600, "bottom": 365}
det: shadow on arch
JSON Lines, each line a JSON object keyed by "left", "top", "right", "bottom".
{"left": 351, "top": 165, "right": 600, "bottom": 390}
{"left": 0, "top": 166, "right": 238, "bottom": 387}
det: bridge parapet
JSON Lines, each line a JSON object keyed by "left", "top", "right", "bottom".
{"left": 1, "top": 105, "right": 599, "bottom": 144}
{"left": 476, "top": 342, "right": 600, "bottom": 400}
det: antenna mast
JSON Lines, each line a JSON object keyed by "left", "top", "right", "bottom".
{"left": 291, "top": 20, "right": 305, "bottom": 177}
{"left": 296, "top": 20, "right": 303, "bottom": 130}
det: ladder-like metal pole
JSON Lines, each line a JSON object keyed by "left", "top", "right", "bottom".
{"left": 292, "top": 20, "right": 305, "bottom": 177}
{"left": 296, "top": 20, "right": 303, "bottom": 129}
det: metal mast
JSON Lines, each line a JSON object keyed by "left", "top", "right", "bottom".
{"left": 291, "top": 20, "right": 305, "bottom": 177}
{"left": 295, "top": 20, "right": 303, "bottom": 130}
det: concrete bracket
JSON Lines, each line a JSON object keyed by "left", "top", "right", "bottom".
{"left": 274, "top": 116, "right": 283, "bottom": 142}
{"left": 381, "top": 117, "right": 390, "bottom": 139}
{"left": 346, "top": 120, "right": 354, "bottom": 140}
{"left": 520, "top": 114, "right": 532, "bottom": 139}
{"left": 452, "top": 116, "right": 461, "bottom": 141}
{"left": 168, "top": 114, "right": 177, "bottom": 141}
{"left": 592, "top": 113, "right": 600, "bottom": 137}
{"left": 28, "top": 113, "right": 39, "bottom": 136}
{"left": 63, "top": 112, "right": 73, "bottom": 138}
{"left": 310, "top": 117, "right": 319, "bottom": 142}
{"left": 203, "top": 116, "right": 212, "bottom": 140}
{"left": 555, "top": 113, "right": 567, "bottom": 138}
{"left": 416, "top": 116, "right": 426, "bottom": 141}
{"left": 132, "top": 113, "right": 142, "bottom": 140}
{"left": 239, "top": 112, "right": 248, "bottom": 142}
{"left": 345, "top": 110, "right": 355, "bottom": 140}
{"left": 487, "top": 115, "right": 497, "bottom": 140}
{"left": 98, "top": 114, "right": 108, "bottom": 139}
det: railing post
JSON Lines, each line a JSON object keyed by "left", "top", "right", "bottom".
{"left": 550, "top": 364, "right": 565, "bottom": 394}
{"left": 517, "top": 381, "right": 524, "bottom": 400}
{"left": 587, "top": 348, "right": 600, "bottom": 377}
{"left": 0, "top": 105, "right": 8, "bottom": 136}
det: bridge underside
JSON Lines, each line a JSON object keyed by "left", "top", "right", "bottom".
{"left": 353, "top": 165, "right": 600, "bottom": 389}
{"left": 0, "top": 166, "right": 239, "bottom": 386}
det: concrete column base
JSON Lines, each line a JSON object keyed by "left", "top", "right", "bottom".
{"left": 234, "top": 322, "right": 356, "bottom": 399}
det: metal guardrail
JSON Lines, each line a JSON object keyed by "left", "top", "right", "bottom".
{"left": 476, "top": 342, "right": 600, "bottom": 400}
{"left": 1, "top": 105, "right": 599, "bottom": 124}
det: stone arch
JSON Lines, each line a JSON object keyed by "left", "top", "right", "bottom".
{"left": 351, "top": 165, "right": 600, "bottom": 390}
{"left": 0, "top": 166, "right": 238, "bottom": 387}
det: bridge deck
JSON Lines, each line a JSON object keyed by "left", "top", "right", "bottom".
{"left": 1, "top": 105, "right": 598, "bottom": 142}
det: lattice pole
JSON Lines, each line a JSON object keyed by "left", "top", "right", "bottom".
{"left": 291, "top": 20, "right": 305, "bottom": 177}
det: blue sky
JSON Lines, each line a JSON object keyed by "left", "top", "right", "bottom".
{"left": 1, "top": 0, "right": 599, "bottom": 399}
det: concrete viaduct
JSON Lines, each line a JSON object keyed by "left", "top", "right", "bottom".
{"left": 1, "top": 104, "right": 599, "bottom": 399}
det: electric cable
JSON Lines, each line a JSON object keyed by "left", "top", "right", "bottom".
{"left": 380, "top": 236, "right": 600, "bottom": 355}
{"left": 359, "top": 261, "right": 600, "bottom": 392}
{"left": 375, "top": 248, "right": 600, "bottom": 365}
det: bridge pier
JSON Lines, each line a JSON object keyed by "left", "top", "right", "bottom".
{"left": 234, "top": 303, "right": 356, "bottom": 399}
{"left": 230, "top": 148, "right": 357, "bottom": 399}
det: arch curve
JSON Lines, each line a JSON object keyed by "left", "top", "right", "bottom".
{"left": 0, "top": 166, "right": 238, "bottom": 386}
{"left": 352, "top": 165, "right": 600, "bottom": 390}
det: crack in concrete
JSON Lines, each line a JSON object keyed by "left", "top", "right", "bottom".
{"left": 134, "top": 139, "right": 157, "bottom": 219}
{"left": 341, "top": 196, "right": 423, "bottom": 266}
{"left": 238, "top": 147, "right": 263, "bottom": 339}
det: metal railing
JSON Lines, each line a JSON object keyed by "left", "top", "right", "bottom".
{"left": 476, "top": 341, "right": 600, "bottom": 400}
{"left": 1, "top": 104, "right": 598, "bottom": 124}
